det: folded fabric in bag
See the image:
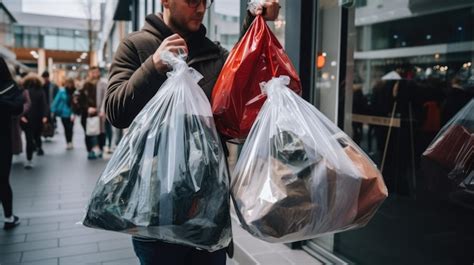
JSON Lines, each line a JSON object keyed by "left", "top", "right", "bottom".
{"left": 343, "top": 145, "right": 387, "bottom": 224}
{"left": 232, "top": 76, "right": 387, "bottom": 243}
{"left": 422, "top": 99, "right": 474, "bottom": 184}
{"left": 82, "top": 52, "right": 231, "bottom": 251}
{"left": 211, "top": 15, "right": 302, "bottom": 140}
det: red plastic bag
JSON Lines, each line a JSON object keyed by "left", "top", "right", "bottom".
{"left": 211, "top": 16, "right": 302, "bottom": 139}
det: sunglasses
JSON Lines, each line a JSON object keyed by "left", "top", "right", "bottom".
{"left": 186, "top": 0, "right": 214, "bottom": 9}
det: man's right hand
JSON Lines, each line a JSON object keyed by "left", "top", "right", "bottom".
{"left": 152, "top": 34, "right": 189, "bottom": 74}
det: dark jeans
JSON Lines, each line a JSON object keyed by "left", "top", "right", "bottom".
{"left": 24, "top": 126, "right": 42, "bottom": 161}
{"left": 104, "top": 120, "right": 113, "bottom": 148}
{"left": 61, "top": 117, "right": 74, "bottom": 143}
{"left": 132, "top": 238, "right": 226, "bottom": 265}
{"left": 0, "top": 140, "right": 13, "bottom": 217}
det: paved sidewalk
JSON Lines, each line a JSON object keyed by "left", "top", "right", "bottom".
{"left": 1, "top": 123, "right": 140, "bottom": 265}
{"left": 1, "top": 123, "right": 321, "bottom": 265}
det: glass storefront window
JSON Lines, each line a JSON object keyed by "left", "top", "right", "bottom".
{"left": 357, "top": 8, "right": 474, "bottom": 51}
{"left": 324, "top": 2, "right": 474, "bottom": 265}
{"left": 211, "top": 0, "right": 240, "bottom": 51}
{"left": 58, "top": 36, "right": 75, "bottom": 51}
{"left": 44, "top": 35, "right": 58, "bottom": 50}
{"left": 75, "top": 37, "right": 89, "bottom": 51}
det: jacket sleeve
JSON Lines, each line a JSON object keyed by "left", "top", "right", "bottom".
{"left": 0, "top": 84, "right": 24, "bottom": 116}
{"left": 105, "top": 38, "right": 168, "bottom": 129}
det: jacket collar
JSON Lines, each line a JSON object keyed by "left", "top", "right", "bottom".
{"left": 143, "top": 14, "right": 221, "bottom": 63}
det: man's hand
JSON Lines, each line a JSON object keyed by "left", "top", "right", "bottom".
{"left": 250, "top": 0, "right": 280, "bottom": 21}
{"left": 42, "top": 117, "right": 48, "bottom": 124}
{"left": 21, "top": 116, "right": 28, "bottom": 124}
{"left": 152, "top": 34, "right": 189, "bottom": 74}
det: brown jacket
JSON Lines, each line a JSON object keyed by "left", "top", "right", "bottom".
{"left": 106, "top": 14, "right": 229, "bottom": 129}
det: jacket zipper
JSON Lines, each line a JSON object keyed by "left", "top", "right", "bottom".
{"left": 0, "top": 84, "right": 14, "bottom": 95}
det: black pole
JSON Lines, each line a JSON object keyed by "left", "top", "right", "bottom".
{"left": 299, "top": 0, "right": 317, "bottom": 102}
{"left": 337, "top": 7, "right": 349, "bottom": 129}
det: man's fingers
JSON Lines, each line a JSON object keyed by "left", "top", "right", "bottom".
{"left": 166, "top": 34, "right": 182, "bottom": 41}
{"left": 166, "top": 38, "right": 187, "bottom": 47}
{"left": 169, "top": 46, "right": 189, "bottom": 55}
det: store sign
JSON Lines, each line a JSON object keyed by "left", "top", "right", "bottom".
{"left": 352, "top": 114, "right": 401, "bottom": 128}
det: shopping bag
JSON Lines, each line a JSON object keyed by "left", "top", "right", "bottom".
{"left": 86, "top": 116, "right": 101, "bottom": 136}
{"left": 211, "top": 14, "right": 302, "bottom": 140}
{"left": 42, "top": 120, "right": 55, "bottom": 137}
{"left": 422, "top": 99, "right": 474, "bottom": 186}
{"left": 82, "top": 52, "right": 232, "bottom": 251}
{"left": 232, "top": 76, "right": 387, "bottom": 243}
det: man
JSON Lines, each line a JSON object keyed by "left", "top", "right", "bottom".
{"left": 40, "top": 71, "right": 59, "bottom": 146}
{"left": 105, "top": 0, "right": 279, "bottom": 264}
{"left": 88, "top": 66, "right": 108, "bottom": 155}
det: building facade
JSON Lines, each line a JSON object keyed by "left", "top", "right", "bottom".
{"left": 2, "top": 0, "right": 102, "bottom": 80}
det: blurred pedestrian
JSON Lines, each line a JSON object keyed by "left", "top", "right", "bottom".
{"left": 74, "top": 80, "right": 102, "bottom": 159}
{"left": 89, "top": 67, "right": 107, "bottom": 153}
{"left": 51, "top": 78, "right": 76, "bottom": 150}
{"left": 441, "top": 77, "right": 473, "bottom": 125}
{"left": 0, "top": 56, "right": 23, "bottom": 229}
{"left": 11, "top": 80, "right": 31, "bottom": 156}
{"left": 41, "top": 71, "right": 59, "bottom": 141}
{"left": 21, "top": 74, "right": 48, "bottom": 169}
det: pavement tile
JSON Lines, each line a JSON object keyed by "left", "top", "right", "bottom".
{"left": 22, "top": 243, "right": 98, "bottom": 262}
{"left": 101, "top": 257, "right": 139, "bottom": 265}
{"left": 59, "top": 201, "right": 88, "bottom": 211}
{"left": 0, "top": 223, "right": 58, "bottom": 237}
{"left": 26, "top": 227, "right": 97, "bottom": 242}
{"left": 0, "top": 239, "right": 58, "bottom": 254}
{"left": 28, "top": 214, "right": 83, "bottom": 226}
{"left": 0, "top": 252, "right": 22, "bottom": 263}
{"left": 280, "top": 250, "right": 324, "bottom": 265}
{"left": 58, "top": 221, "right": 83, "bottom": 231}
{"left": 0, "top": 234, "right": 26, "bottom": 245}
{"left": 4, "top": 258, "right": 59, "bottom": 265}
{"left": 97, "top": 238, "right": 133, "bottom": 252}
{"left": 254, "top": 253, "right": 293, "bottom": 265}
{"left": 58, "top": 248, "right": 136, "bottom": 264}
{"left": 60, "top": 232, "right": 128, "bottom": 247}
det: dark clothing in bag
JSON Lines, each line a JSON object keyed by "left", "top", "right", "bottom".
{"left": 83, "top": 114, "right": 230, "bottom": 249}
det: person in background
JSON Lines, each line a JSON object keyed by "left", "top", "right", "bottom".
{"left": 41, "top": 71, "right": 59, "bottom": 143}
{"left": 51, "top": 78, "right": 76, "bottom": 150}
{"left": 89, "top": 66, "right": 108, "bottom": 154}
{"left": 11, "top": 76, "right": 32, "bottom": 157}
{"left": 441, "top": 76, "right": 473, "bottom": 125}
{"left": 0, "top": 56, "right": 24, "bottom": 229}
{"left": 21, "top": 74, "right": 48, "bottom": 169}
{"left": 73, "top": 80, "right": 102, "bottom": 159}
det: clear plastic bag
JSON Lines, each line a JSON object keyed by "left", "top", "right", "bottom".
{"left": 82, "top": 52, "right": 232, "bottom": 252}
{"left": 232, "top": 76, "right": 387, "bottom": 243}
{"left": 423, "top": 99, "right": 474, "bottom": 186}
